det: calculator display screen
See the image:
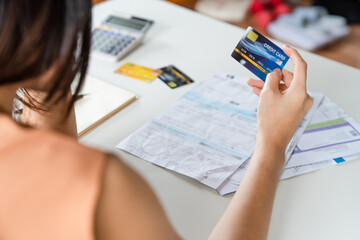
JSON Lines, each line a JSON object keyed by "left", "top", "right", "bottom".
{"left": 106, "top": 16, "right": 146, "bottom": 31}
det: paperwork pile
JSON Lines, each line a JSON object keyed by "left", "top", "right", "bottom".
{"left": 118, "top": 73, "right": 360, "bottom": 195}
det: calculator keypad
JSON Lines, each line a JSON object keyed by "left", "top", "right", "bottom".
{"left": 91, "top": 28, "right": 136, "bottom": 56}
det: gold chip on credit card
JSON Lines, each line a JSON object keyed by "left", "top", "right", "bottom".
{"left": 247, "top": 31, "right": 258, "bottom": 42}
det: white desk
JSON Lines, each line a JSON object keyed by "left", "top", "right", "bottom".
{"left": 86, "top": 1, "right": 360, "bottom": 239}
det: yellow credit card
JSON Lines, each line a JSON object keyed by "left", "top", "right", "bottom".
{"left": 115, "top": 62, "right": 162, "bottom": 83}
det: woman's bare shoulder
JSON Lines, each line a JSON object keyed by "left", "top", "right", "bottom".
{"left": 95, "top": 154, "right": 182, "bottom": 240}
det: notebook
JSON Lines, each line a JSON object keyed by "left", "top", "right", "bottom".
{"left": 75, "top": 75, "right": 137, "bottom": 137}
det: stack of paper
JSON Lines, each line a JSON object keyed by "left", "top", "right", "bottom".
{"left": 217, "top": 96, "right": 360, "bottom": 195}
{"left": 118, "top": 73, "right": 360, "bottom": 195}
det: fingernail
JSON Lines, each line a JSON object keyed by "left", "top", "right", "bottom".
{"left": 272, "top": 68, "right": 281, "bottom": 75}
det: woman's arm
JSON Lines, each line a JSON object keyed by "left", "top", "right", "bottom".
{"left": 209, "top": 141, "right": 285, "bottom": 240}
{"left": 95, "top": 45, "right": 311, "bottom": 240}
{"left": 209, "top": 45, "right": 313, "bottom": 240}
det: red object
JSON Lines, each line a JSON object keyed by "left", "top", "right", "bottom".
{"left": 274, "top": 3, "right": 291, "bottom": 17}
{"left": 269, "top": 0, "right": 282, "bottom": 7}
{"left": 255, "top": 9, "right": 273, "bottom": 29}
{"left": 250, "top": 0, "right": 291, "bottom": 29}
{"left": 250, "top": 0, "right": 265, "bottom": 14}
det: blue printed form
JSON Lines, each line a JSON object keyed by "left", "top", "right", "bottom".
{"left": 284, "top": 96, "right": 360, "bottom": 169}
{"left": 118, "top": 73, "right": 260, "bottom": 189}
{"left": 118, "top": 73, "right": 321, "bottom": 192}
{"left": 217, "top": 95, "right": 360, "bottom": 196}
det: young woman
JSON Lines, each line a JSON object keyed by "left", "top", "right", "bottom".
{"left": 0, "top": 0, "right": 312, "bottom": 239}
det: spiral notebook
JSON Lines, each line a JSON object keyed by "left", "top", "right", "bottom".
{"left": 75, "top": 75, "right": 137, "bottom": 137}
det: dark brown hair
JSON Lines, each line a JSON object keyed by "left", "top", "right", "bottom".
{"left": 0, "top": 0, "right": 92, "bottom": 115}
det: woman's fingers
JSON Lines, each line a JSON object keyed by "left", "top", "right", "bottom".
{"left": 247, "top": 78, "right": 265, "bottom": 89}
{"left": 249, "top": 46, "right": 307, "bottom": 94}
{"left": 282, "top": 69, "right": 293, "bottom": 88}
{"left": 253, "top": 87, "right": 262, "bottom": 96}
{"left": 248, "top": 78, "right": 288, "bottom": 95}
{"left": 282, "top": 45, "right": 307, "bottom": 90}
{"left": 278, "top": 84, "right": 287, "bottom": 93}
{"left": 264, "top": 68, "right": 282, "bottom": 93}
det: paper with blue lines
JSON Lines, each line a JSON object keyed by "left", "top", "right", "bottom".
{"left": 118, "top": 73, "right": 259, "bottom": 188}
{"left": 218, "top": 96, "right": 360, "bottom": 196}
{"left": 118, "top": 73, "right": 319, "bottom": 190}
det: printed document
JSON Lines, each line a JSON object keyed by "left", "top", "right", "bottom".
{"left": 118, "top": 73, "right": 259, "bottom": 188}
{"left": 118, "top": 73, "right": 320, "bottom": 190}
{"left": 217, "top": 96, "right": 360, "bottom": 195}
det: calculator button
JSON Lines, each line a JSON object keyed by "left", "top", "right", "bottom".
{"left": 114, "top": 47, "right": 122, "bottom": 53}
{"left": 91, "top": 29, "right": 138, "bottom": 57}
{"left": 107, "top": 45, "right": 114, "bottom": 51}
{"left": 110, "top": 50, "right": 118, "bottom": 56}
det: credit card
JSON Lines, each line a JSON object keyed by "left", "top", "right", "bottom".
{"left": 231, "top": 27, "right": 289, "bottom": 81}
{"left": 158, "top": 65, "right": 194, "bottom": 89}
{"left": 115, "top": 62, "right": 162, "bottom": 83}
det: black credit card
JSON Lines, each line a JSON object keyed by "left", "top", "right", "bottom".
{"left": 158, "top": 65, "right": 194, "bottom": 89}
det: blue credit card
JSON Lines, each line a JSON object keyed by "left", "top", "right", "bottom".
{"left": 231, "top": 27, "right": 289, "bottom": 81}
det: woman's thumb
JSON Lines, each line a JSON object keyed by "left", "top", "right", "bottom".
{"left": 264, "top": 68, "right": 282, "bottom": 92}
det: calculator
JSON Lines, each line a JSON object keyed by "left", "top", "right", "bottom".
{"left": 91, "top": 13, "right": 153, "bottom": 62}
